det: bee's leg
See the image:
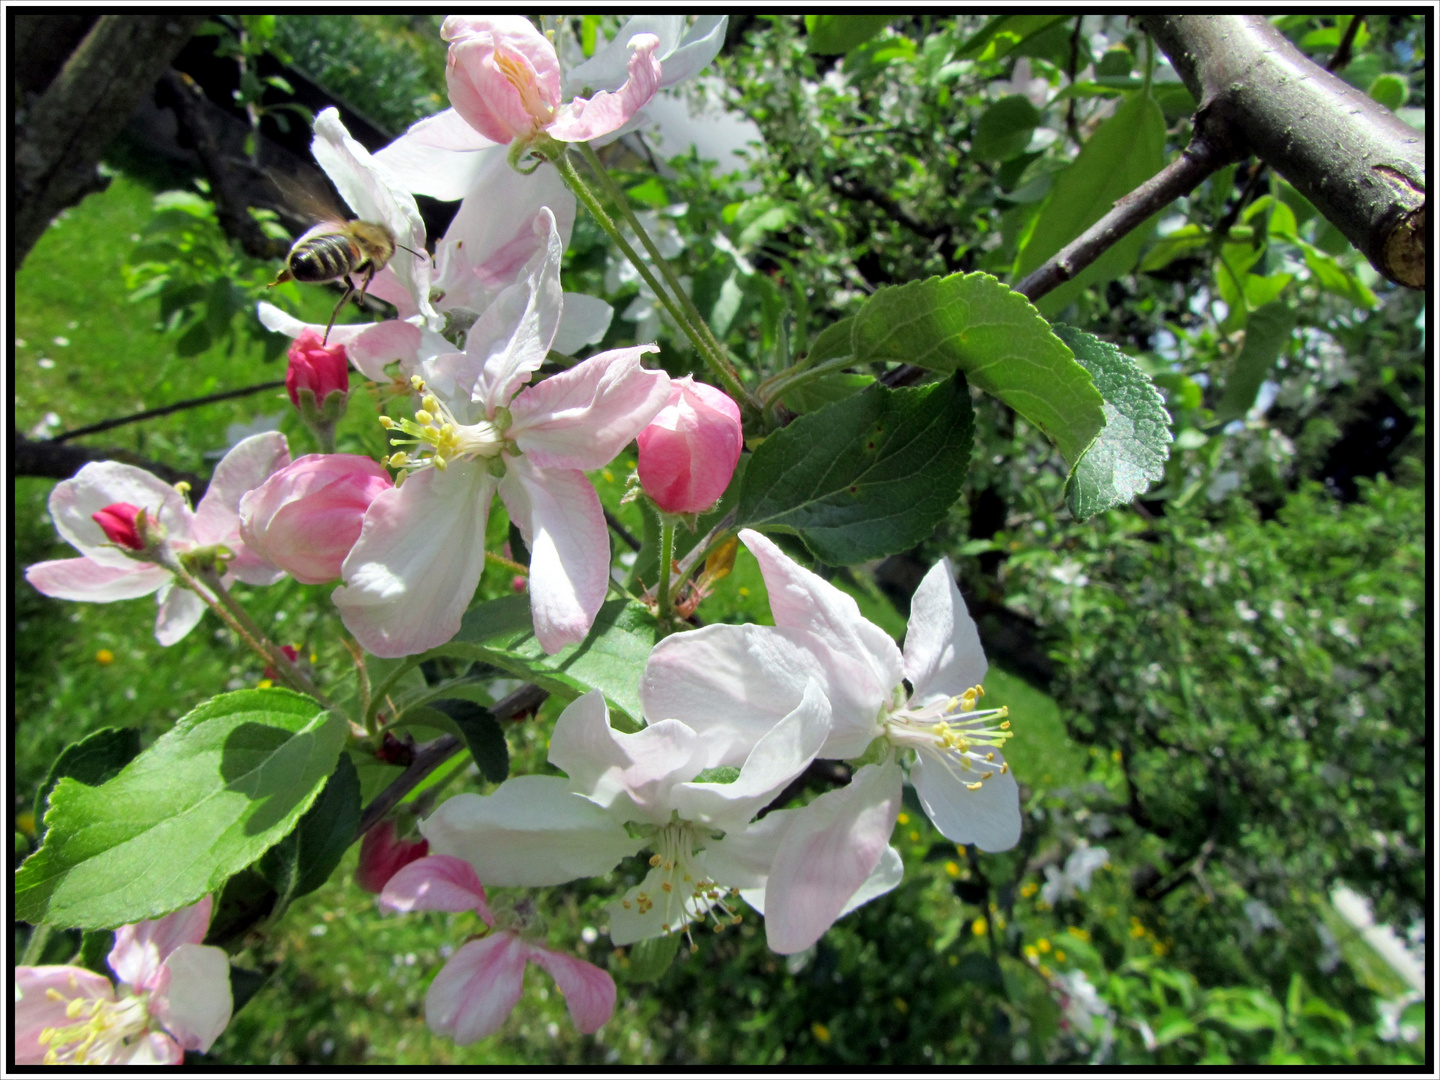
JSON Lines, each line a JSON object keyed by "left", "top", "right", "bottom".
{"left": 323, "top": 275, "right": 357, "bottom": 346}
{"left": 354, "top": 264, "right": 378, "bottom": 306}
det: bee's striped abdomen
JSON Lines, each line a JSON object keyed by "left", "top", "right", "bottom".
{"left": 289, "top": 233, "right": 363, "bottom": 283}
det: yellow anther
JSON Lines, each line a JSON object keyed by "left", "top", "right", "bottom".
{"left": 378, "top": 415, "right": 396, "bottom": 429}
{"left": 981, "top": 771, "right": 993, "bottom": 780}
{"left": 433, "top": 457, "right": 448, "bottom": 471}
{"left": 967, "top": 781, "right": 983, "bottom": 790}
{"left": 661, "top": 881, "right": 673, "bottom": 893}
{"left": 422, "top": 394, "right": 440, "bottom": 412}
{"left": 1000, "top": 763, "right": 1009, "bottom": 773}
{"left": 415, "top": 409, "right": 434, "bottom": 425}
{"left": 410, "top": 374, "right": 425, "bottom": 390}
{"left": 388, "top": 452, "right": 408, "bottom": 468}
{"left": 1000, "top": 720, "right": 1011, "bottom": 729}
{"left": 649, "top": 853, "right": 663, "bottom": 867}
{"left": 986, "top": 752, "right": 995, "bottom": 761}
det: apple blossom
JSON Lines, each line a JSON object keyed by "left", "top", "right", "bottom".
{"left": 285, "top": 329, "right": 349, "bottom": 408}
{"left": 26, "top": 433, "right": 291, "bottom": 645}
{"left": 639, "top": 529, "right": 1022, "bottom": 949}
{"left": 15, "top": 896, "right": 232, "bottom": 1065}
{"left": 637, "top": 376, "right": 743, "bottom": 514}
{"left": 239, "top": 454, "right": 393, "bottom": 585}
{"left": 417, "top": 682, "right": 899, "bottom": 951}
{"left": 332, "top": 207, "right": 669, "bottom": 656}
{"left": 356, "top": 819, "right": 431, "bottom": 894}
{"left": 380, "top": 856, "right": 615, "bottom": 1044}
{"left": 441, "top": 16, "right": 661, "bottom": 147}
{"left": 91, "top": 502, "right": 147, "bottom": 551}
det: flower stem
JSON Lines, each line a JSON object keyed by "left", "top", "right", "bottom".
{"left": 656, "top": 517, "right": 677, "bottom": 630}
{"left": 575, "top": 142, "right": 753, "bottom": 406}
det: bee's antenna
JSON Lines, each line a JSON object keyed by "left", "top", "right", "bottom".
{"left": 395, "top": 243, "right": 428, "bottom": 261}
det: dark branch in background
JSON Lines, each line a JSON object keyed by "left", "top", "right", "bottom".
{"left": 49, "top": 381, "right": 286, "bottom": 443}
{"left": 13, "top": 13, "right": 207, "bottom": 266}
{"left": 15, "top": 435, "right": 206, "bottom": 496}
{"left": 355, "top": 682, "right": 550, "bottom": 839}
{"left": 604, "top": 510, "right": 642, "bottom": 552}
{"left": 157, "top": 70, "right": 287, "bottom": 261}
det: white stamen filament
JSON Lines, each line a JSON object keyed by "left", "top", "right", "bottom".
{"left": 883, "top": 684, "right": 1012, "bottom": 791}
{"left": 619, "top": 822, "right": 742, "bottom": 947}
{"left": 383, "top": 376, "right": 510, "bottom": 475}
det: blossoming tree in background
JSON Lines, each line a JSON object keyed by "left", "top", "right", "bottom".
{"left": 14, "top": 11, "right": 1425, "bottom": 1066}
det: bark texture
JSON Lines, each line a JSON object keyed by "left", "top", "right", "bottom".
{"left": 1142, "top": 15, "right": 1426, "bottom": 288}
{"left": 14, "top": 13, "right": 208, "bottom": 265}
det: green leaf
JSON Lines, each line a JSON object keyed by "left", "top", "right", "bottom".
{"left": 972, "top": 95, "right": 1042, "bottom": 161}
{"left": 444, "top": 597, "right": 659, "bottom": 728}
{"left": 1369, "top": 72, "right": 1409, "bottom": 111}
{"left": 229, "top": 965, "right": 269, "bottom": 1015}
{"left": 735, "top": 375, "right": 974, "bottom": 564}
{"left": 1055, "top": 326, "right": 1173, "bottom": 518}
{"left": 1213, "top": 302, "right": 1297, "bottom": 424}
{"left": 257, "top": 753, "right": 361, "bottom": 910}
{"left": 16, "top": 689, "right": 346, "bottom": 929}
{"left": 849, "top": 272, "right": 1104, "bottom": 467}
{"left": 958, "top": 15, "right": 1071, "bottom": 61}
{"left": 805, "top": 316, "right": 855, "bottom": 366}
{"left": 1016, "top": 92, "right": 1168, "bottom": 316}
{"left": 206, "top": 867, "right": 277, "bottom": 948}
{"left": 626, "top": 933, "right": 681, "bottom": 982}
{"left": 35, "top": 727, "right": 142, "bottom": 839}
{"left": 431, "top": 699, "right": 510, "bottom": 783}
{"left": 805, "top": 15, "right": 891, "bottom": 55}
{"left": 782, "top": 372, "right": 875, "bottom": 414}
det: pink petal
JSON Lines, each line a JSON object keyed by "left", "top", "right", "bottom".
{"left": 762, "top": 760, "right": 903, "bottom": 954}
{"left": 380, "top": 854, "right": 493, "bottom": 924}
{"left": 447, "top": 35, "right": 556, "bottom": 145}
{"left": 528, "top": 944, "right": 617, "bottom": 1034}
{"left": 25, "top": 557, "right": 169, "bottom": 602}
{"left": 498, "top": 459, "right": 609, "bottom": 654}
{"left": 109, "top": 895, "right": 213, "bottom": 991}
{"left": 46, "top": 461, "right": 193, "bottom": 567}
{"left": 334, "top": 463, "right": 496, "bottom": 658}
{"left": 150, "top": 942, "right": 232, "bottom": 1052}
{"left": 15, "top": 966, "right": 116, "bottom": 1064}
{"left": 547, "top": 34, "right": 663, "bottom": 143}
{"left": 508, "top": 345, "right": 669, "bottom": 471}
{"left": 902, "top": 557, "right": 988, "bottom": 704}
{"left": 442, "top": 16, "right": 562, "bottom": 103}
{"left": 426, "top": 932, "right": 529, "bottom": 1045}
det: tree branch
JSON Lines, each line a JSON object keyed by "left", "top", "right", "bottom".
{"left": 49, "top": 380, "right": 286, "bottom": 444}
{"left": 14, "top": 13, "right": 207, "bottom": 265}
{"left": 15, "top": 434, "right": 206, "bottom": 496}
{"left": 1142, "top": 14, "right": 1425, "bottom": 288}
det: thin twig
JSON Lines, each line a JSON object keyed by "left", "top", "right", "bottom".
{"left": 50, "top": 381, "right": 286, "bottom": 443}
{"left": 604, "top": 510, "right": 642, "bottom": 552}
{"left": 354, "top": 682, "right": 549, "bottom": 839}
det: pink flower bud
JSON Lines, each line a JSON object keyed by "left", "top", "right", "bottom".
{"left": 92, "top": 502, "right": 146, "bottom": 551}
{"left": 285, "top": 329, "right": 350, "bottom": 409}
{"left": 356, "top": 820, "right": 430, "bottom": 894}
{"left": 636, "top": 377, "right": 743, "bottom": 514}
{"left": 263, "top": 644, "right": 300, "bottom": 682}
{"left": 238, "top": 454, "right": 392, "bottom": 584}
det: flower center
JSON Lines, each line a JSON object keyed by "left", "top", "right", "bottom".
{"left": 619, "top": 821, "right": 743, "bottom": 947}
{"left": 883, "top": 684, "right": 1013, "bottom": 791}
{"left": 380, "top": 375, "right": 514, "bottom": 476}
{"left": 37, "top": 979, "right": 154, "bottom": 1065}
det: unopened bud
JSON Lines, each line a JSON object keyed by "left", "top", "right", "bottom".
{"left": 92, "top": 502, "right": 147, "bottom": 551}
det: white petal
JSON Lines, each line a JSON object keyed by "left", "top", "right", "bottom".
{"left": 838, "top": 845, "right": 904, "bottom": 917}
{"left": 700, "top": 809, "right": 791, "bottom": 892}
{"left": 761, "top": 760, "right": 903, "bottom": 954}
{"left": 552, "top": 293, "right": 614, "bottom": 354}
{"left": 605, "top": 863, "right": 714, "bottom": 945}
{"left": 154, "top": 582, "right": 206, "bottom": 646}
{"left": 310, "top": 108, "right": 437, "bottom": 329}
{"left": 547, "top": 691, "right": 705, "bottom": 822}
{"left": 467, "top": 209, "right": 564, "bottom": 411}
{"left": 670, "top": 678, "right": 830, "bottom": 831}
{"left": 640, "top": 623, "right": 828, "bottom": 768}
{"left": 193, "top": 432, "right": 291, "bottom": 583}
{"left": 912, "top": 748, "right": 1021, "bottom": 852}
{"left": 152, "top": 944, "right": 232, "bottom": 1052}
{"left": 739, "top": 527, "right": 903, "bottom": 705}
{"left": 564, "top": 17, "right": 684, "bottom": 92}
{"left": 372, "top": 108, "right": 504, "bottom": 201}
{"left": 499, "top": 459, "right": 609, "bottom": 654}
{"left": 903, "top": 557, "right": 988, "bottom": 704}
{"left": 421, "top": 777, "right": 642, "bottom": 886}
{"left": 333, "top": 464, "right": 495, "bottom": 658}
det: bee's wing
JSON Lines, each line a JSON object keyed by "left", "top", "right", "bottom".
{"left": 266, "top": 167, "right": 351, "bottom": 227}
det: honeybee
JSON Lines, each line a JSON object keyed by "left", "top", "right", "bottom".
{"left": 267, "top": 171, "right": 426, "bottom": 344}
